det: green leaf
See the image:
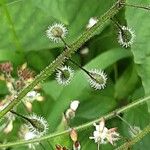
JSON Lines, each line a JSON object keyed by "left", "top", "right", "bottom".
{"left": 0, "top": 0, "right": 116, "bottom": 51}
{"left": 0, "top": 49, "right": 24, "bottom": 65}
{"left": 47, "top": 48, "right": 131, "bottom": 132}
{"left": 120, "top": 87, "right": 150, "bottom": 150}
{"left": 125, "top": 0, "right": 150, "bottom": 110}
{"left": 115, "top": 64, "right": 139, "bottom": 100}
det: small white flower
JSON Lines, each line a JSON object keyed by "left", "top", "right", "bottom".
{"left": 70, "top": 100, "right": 80, "bottom": 111}
{"left": 23, "top": 90, "right": 43, "bottom": 111}
{"left": 24, "top": 130, "right": 37, "bottom": 140}
{"left": 0, "top": 101, "right": 15, "bottom": 133}
{"left": 87, "top": 69, "right": 107, "bottom": 90}
{"left": 19, "top": 124, "right": 39, "bottom": 150}
{"left": 129, "top": 125, "right": 141, "bottom": 138}
{"left": 27, "top": 114, "right": 48, "bottom": 137}
{"left": 56, "top": 66, "right": 74, "bottom": 86}
{"left": 46, "top": 23, "right": 68, "bottom": 43}
{"left": 89, "top": 118, "right": 120, "bottom": 145}
{"left": 118, "top": 26, "right": 135, "bottom": 48}
{"left": 89, "top": 119, "right": 108, "bottom": 144}
{"left": 86, "top": 17, "right": 98, "bottom": 29}
{"left": 25, "top": 91, "right": 41, "bottom": 102}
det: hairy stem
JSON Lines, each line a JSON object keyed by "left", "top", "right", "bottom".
{"left": 120, "top": 2, "right": 150, "bottom": 10}
{"left": 0, "top": 94, "right": 149, "bottom": 148}
{"left": 0, "top": 0, "right": 126, "bottom": 119}
{"left": 115, "top": 122, "right": 150, "bottom": 150}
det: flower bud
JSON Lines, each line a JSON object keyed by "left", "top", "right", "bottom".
{"left": 70, "top": 128, "right": 78, "bottom": 142}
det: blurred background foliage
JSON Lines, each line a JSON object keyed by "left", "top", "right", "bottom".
{"left": 0, "top": 0, "right": 150, "bottom": 149}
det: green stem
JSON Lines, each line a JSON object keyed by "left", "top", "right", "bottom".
{"left": 0, "top": 94, "right": 149, "bottom": 148}
{"left": 98, "top": 142, "right": 100, "bottom": 150}
{"left": 116, "top": 114, "right": 136, "bottom": 135}
{"left": 69, "top": 58, "right": 102, "bottom": 84}
{"left": 115, "top": 123, "right": 150, "bottom": 150}
{"left": 0, "top": 0, "right": 125, "bottom": 119}
{"left": 120, "top": 2, "right": 150, "bottom": 11}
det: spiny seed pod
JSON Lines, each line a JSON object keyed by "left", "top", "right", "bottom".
{"left": 56, "top": 66, "right": 74, "bottom": 86}
{"left": 0, "top": 62, "right": 13, "bottom": 74}
{"left": 87, "top": 69, "right": 107, "bottom": 90}
{"left": 27, "top": 114, "right": 48, "bottom": 137}
{"left": 46, "top": 23, "right": 68, "bottom": 43}
{"left": 118, "top": 26, "right": 135, "bottom": 48}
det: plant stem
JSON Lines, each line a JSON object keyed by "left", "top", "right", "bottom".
{"left": 116, "top": 114, "right": 136, "bottom": 135}
{"left": 69, "top": 58, "right": 102, "bottom": 84}
{"left": 115, "top": 122, "right": 150, "bottom": 150}
{"left": 97, "top": 142, "right": 100, "bottom": 150}
{"left": 10, "top": 110, "right": 30, "bottom": 121}
{"left": 0, "top": 94, "right": 149, "bottom": 148}
{"left": 111, "top": 18, "right": 123, "bottom": 31}
{"left": 60, "top": 37, "right": 70, "bottom": 49}
{"left": 120, "top": 2, "right": 150, "bottom": 11}
{"left": 0, "top": 0, "right": 126, "bottom": 119}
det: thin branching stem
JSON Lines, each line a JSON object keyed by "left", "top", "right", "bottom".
{"left": 0, "top": 94, "right": 149, "bottom": 148}
{"left": 115, "top": 122, "right": 150, "bottom": 150}
{"left": 120, "top": 2, "right": 150, "bottom": 11}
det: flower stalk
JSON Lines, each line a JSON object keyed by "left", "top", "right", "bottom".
{"left": 0, "top": 94, "right": 149, "bottom": 149}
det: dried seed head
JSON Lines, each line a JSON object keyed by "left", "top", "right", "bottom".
{"left": 0, "top": 62, "right": 13, "bottom": 75}
{"left": 87, "top": 69, "right": 107, "bottom": 90}
{"left": 118, "top": 26, "right": 135, "bottom": 48}
{"left": 46, "top": 23, "right": 68, "bottom": 43}
{"left": 18, "top": 66, "right": 34, "bottom": 81}
{"left": 56, "top": 66, "right": 74, "bottom": 86}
